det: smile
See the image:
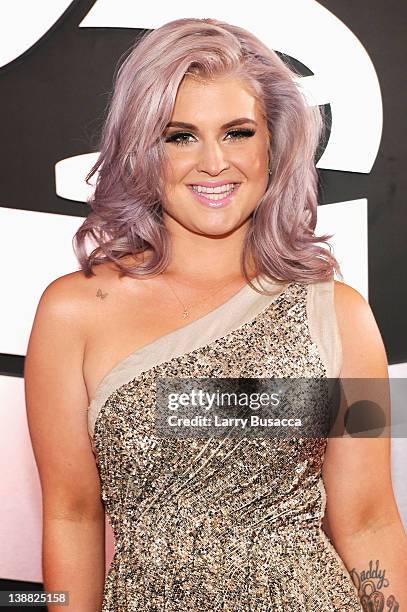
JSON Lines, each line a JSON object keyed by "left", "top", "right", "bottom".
{"left": 187, "top": 183, "right": 241, "bottom": 208}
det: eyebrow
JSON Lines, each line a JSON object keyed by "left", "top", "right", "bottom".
{"left": 165, "top": 117, "right": 258, "bottom": 130}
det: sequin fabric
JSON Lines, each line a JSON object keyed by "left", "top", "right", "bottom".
{"left": 92, "top": 281, "right": 362, "bottom": 611}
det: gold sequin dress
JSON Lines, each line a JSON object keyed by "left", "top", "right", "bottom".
{"left": 87, "top": 274, "right": 363, "bottom": 611}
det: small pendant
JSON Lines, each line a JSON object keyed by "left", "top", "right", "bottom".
{"left": 182, "top": 308, "right": 189, "bottom": 318}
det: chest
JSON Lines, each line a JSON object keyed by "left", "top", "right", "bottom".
{"left": 83, "top": 294, "right": 225, "bottom": 403}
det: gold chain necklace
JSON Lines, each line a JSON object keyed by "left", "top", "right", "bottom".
{"left": 161, "top": 273, "right": 244, "bottom": 319}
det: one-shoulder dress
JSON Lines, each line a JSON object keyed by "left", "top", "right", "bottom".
{"left": 87, "top": 274, "right": 363, "bottom": 611}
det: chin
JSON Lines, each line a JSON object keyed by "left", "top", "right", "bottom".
{"left": 190, "top": 216, "right": 247, "bottom": 237}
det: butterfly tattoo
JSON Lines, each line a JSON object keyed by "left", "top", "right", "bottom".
{"left": 96, "top": 288, "right": 108, "bottom": 300}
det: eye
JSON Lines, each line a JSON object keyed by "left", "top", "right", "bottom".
{"left": 164, "top": 132, "right": 194, "bottom": 146}
{"left": 226, "top": 128, "right": 256, "bottom": 141}
{"left": 164, "top": 128, "right": 256, "bottom": 147}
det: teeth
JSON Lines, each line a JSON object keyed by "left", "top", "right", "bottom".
{"left": 201, "top": 192, "right": 231, "bottom": 201}
{"left": 191, "top": 183, "right": 236, "bottom": 194}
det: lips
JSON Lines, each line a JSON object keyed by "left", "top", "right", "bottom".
{"left": 187, "top": 183, "right": 241, "bottom": 208}
{"left": 188, "top": 184, "right": 236, "bottom": 198}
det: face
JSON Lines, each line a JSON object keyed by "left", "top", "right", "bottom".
{"left": 161, "top": 75, "right": 271, "bottom": 237}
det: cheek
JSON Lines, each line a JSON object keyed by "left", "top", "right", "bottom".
{"left": 239, "top": 159, "right": 267, "bottom": 183}
{"left": 163, "top": 153, "right": 192, "bottom": 181}
{"left": 235, "top": 143, "right": 268, "bottom": 174}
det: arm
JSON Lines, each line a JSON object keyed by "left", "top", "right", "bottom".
{"left": 322, "top": 280, "right": 407, "bottom": 610}
{"left": 24, "top": 274, "right": 105, "bottom": 612}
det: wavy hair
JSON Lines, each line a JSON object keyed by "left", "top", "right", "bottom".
{"left": 73, "top": 16, "right": 342, "bottom": 292}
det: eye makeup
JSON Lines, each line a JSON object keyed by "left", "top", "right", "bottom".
{"left": 164, "top": 128, "right": 256, "bottom": 146}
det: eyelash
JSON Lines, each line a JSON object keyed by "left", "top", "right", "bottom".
{"left": 164, "top": 128, "right": 256, "bottom": 147}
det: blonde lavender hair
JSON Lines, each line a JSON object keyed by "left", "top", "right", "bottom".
{"left": 73, "top": 16, "right": 342, "bottom": 289}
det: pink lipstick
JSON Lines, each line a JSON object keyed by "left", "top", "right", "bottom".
{"left": 187, "top": 183, "right": 241, "bottom": 209}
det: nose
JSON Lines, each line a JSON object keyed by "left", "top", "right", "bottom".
{"left": 196, "top": 139, "right": 230, "bottom": 176}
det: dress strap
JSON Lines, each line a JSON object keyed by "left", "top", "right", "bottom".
{"left": 306, "top": 279, "right": 343, "bottom": 379}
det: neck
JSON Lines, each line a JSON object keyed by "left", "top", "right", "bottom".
{"left": 162, "top": 224, "right": 257, "bottom": 283}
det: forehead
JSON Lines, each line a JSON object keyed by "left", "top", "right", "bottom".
{"left": 171, "top": 75, "right": 262, "bottom": 123}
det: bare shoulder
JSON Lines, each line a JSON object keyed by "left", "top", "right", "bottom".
{"left": 332, "top": 279, "right": 381, "bottom": 332}
{"left": 333, "top": 278, "right": 367, "bottom": 306}
{"left": 42, "top": 261, "right": 116, "bottom": 301}
{"left": 37, "top": 261, "right": 122, "bottom": 330}
{"left": 333, "top": 279, "right": 378, "bottom": 332}
{"left": 332, "top": 280, "right": 388, "bottom": 377}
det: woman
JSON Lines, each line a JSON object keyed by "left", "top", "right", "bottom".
{"left": 25, "top": 17, "right": 407, "bottom": 611}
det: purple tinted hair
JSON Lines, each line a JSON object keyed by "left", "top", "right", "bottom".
{"left": 72, "top": 16, "right": 343, "bottom": 291}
